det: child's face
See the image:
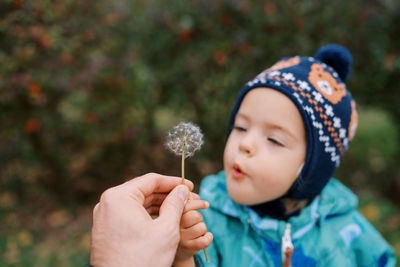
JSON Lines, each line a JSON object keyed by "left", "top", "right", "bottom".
{"left": 224, "top": 88, "right": 307, "bottom": 205}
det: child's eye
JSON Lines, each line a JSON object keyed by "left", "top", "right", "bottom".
{"left": 268, "top": 138, "right": 284, "bottom": 146}
{"left": 234, "top": 126, "right": 246, "bottom": 132}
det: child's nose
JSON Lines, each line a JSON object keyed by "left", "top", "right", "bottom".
{"left": 238, "top": 132, "right": 256, "bottom": 156}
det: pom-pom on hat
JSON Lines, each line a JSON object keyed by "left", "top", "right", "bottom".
{"left": 227, "top": 44, "right": 358, "bottom": 200}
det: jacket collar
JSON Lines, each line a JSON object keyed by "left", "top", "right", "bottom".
{"left": 200, "top": 170, "right": 358, "bottom": 240}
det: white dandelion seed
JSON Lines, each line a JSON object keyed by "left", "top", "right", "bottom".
{"left": 166, "top": 122, "right": 204, "bottom": 158}
{"left": 165, "top": 121, "right": 204, "bottom": 184}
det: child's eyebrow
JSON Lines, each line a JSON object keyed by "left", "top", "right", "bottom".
{"left": 235, "top": 113, "right": 249, "bottom": 121}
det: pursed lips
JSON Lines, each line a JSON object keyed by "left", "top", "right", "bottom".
{"left": 232, "top": 162, "right": 246, "bottom": 179}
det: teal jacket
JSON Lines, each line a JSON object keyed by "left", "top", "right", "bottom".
{"left": 194, "top": 171, "right": 396, "bottom": 267}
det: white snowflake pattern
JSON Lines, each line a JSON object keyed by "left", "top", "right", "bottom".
{"left": 313, "top": 121, "right": 323, "bottom": 129}
{"left": 247, "top": 78, "right": 259, "bottom": 86}
{"left": 310, "top": 112, "right": 342, "bottom": 164}
{"left": 293, "top": 92, "right": 303, "bottom": 104}
{"left": 333, "top": 117, "right": 341, "bottom": 128}
{"left": 256, "top": 73, "right": 265, "bottom": 79}
{"left": 268, "top": 70, "right": 281, "bottom": 77}
{"left": 343, "top": 138, "right": 349, "bottom": 149}
{"left": 297, "top": 80, "right": 311, "bottom": 91}
{"left": 325, "top": 146, "right": 335, "bottom": 153}
{"left": 339, "top": 128, "right": 346, "bottom": 139}
{"left": 304, "top": 106, "right": 314, "bottom": 115}
{"left": 320, "top": 135, "right": 329, "bottom": 142}
{"left": 324, "top": 104, "right": 334, "bottom": 117}
{"left": 332, "top": 156, "right": 341, "bottom": 167}
{"left": 282, "top": 72, "right": 295, "bottom": 81}
{"left": 312, "top": 91, "right": 324, "bottom": 103}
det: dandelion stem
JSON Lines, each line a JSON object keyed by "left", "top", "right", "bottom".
{"left": 181, "top": 150, "right": 185, "bottom": 184}
{"left": 181, "top": 144, "right": 209, "bottom": 262}
{"left": 204, "top": 248, "right": 209, "bottom": 262}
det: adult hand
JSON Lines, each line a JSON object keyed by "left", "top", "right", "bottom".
{"left": 90, "top": 173, "right": 194, "bottom": 267}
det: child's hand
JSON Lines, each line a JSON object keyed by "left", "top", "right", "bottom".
{"left": 174, "top": 192, "right": 213, "bottom": 265}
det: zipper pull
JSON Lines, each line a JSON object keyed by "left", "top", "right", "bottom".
{"left": 281, "top": 223, "right": 294, "bottom": 267}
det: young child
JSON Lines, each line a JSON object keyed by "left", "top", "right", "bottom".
{"left": 172, "top": 44, "right": 396, "bottom": 267}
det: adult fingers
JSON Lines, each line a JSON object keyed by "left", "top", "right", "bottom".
{"left": 119, "top": 173, "right": 194, "bottom": 200}
{"left": 93, "top": 202, "right": 100, "bottom": 215}
{"left": 146, "top": 206, "right": 161, "bottom": 216}
{"left": 144, "top": 192, "right": 202, "bottom": 214}
{"left": 157, "top": 184, "right": 189, "bottom": 227}
{"left": 143, "top": 193, "right": 168, "bottom": 209}
{"left": 189, "top": 192, "right": 200, "bottom": 200}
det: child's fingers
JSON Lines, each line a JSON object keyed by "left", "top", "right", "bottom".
{"left": 183, "top": 199, "right": 209, "bottom": 213}
{"left": 181, "top": 222, "right": 207, "bottom": 240}
{"left": 181, "top": 210, "right": 203, "bottom": 228}
{"left": 181, "top": 232, "right": 213, "bottom": 251}
{"left": 189, "top": 192, "right": 200, "bottom": 200}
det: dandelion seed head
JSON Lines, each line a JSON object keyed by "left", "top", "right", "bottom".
{"left": 166, "top": 122, "right": 204, "bottom": 158}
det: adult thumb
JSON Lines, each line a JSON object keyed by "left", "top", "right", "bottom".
{"left": 158, "top": 185, "right": 189, "bottom": 225}
{"left": 158, "top": 184, "right": 189, "bottom": 226}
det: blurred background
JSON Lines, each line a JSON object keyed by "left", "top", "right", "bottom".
{"left": 1, "top": 0, "right": 399, "bottom": 266}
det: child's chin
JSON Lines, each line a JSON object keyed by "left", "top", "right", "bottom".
{"left": 227, "top": 187, "right": 274, "bottom": 205}
{"left": 227, "top": 189, "right": 256, "bottom": 205}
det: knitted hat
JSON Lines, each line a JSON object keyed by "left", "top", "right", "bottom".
{"left": 227, "top": 44, "right": 358, "bottom": 200}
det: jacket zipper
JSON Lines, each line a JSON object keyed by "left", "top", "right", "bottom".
{"left": 281, "top": 223, "right": 294, "bottom": 267}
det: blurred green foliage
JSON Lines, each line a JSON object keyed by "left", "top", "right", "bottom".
{"left": 1, "top": 0, "right": 400, "bottom": 265}
{"left": 338, "top": 107, "right": 399, "bottom": 190}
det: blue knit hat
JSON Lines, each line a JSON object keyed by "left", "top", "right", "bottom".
{"left": 227, "top": 44, "right": 359, "bottom": 200}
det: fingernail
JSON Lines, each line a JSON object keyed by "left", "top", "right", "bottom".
{"left": 177, "top": 185, "right": 189, "bottom": 201}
